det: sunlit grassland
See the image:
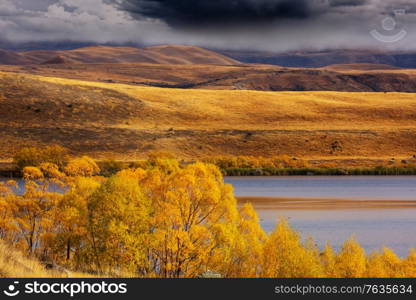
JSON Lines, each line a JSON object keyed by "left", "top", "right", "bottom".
{"left": 1, "top": 71, "right": 416, "bottom": 164}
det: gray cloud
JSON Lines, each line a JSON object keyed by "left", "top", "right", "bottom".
{"left": 0, "top": 0, "right": 415, "bottom": 52}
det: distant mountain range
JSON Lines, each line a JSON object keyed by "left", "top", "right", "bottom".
{"left": 2, "top": 44, "right": 416, "bottom": 69}
{"left": 220, "top": 49, "right": 416, "bottom": 68}
{"left": 0, "top": 45, "right": 239, "bottom": 66}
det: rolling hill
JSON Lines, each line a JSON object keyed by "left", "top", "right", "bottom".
{"left": 221, "top": 49, "right": 416, "bottom": 68}
{"left": 2, "top": 62, "right": 416, "bottom": 92}
{"left": 1, "top": 71, "right": 416, "bottom": 166}
{"left": 2, "top": 45, "right": 416, "bottom": 92}
{"left": 0, "top": 45, "right": 240, "bottom": 66}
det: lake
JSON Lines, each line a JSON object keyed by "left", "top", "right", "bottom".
{"left": 225, "top": 176, "right": 416, "bottom": 257}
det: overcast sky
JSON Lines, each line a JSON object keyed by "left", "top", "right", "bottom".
{"left": 0, "top": 0, "right": 415, "bottom": 52}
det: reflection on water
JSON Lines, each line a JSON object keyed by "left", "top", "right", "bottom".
{"left": 225, "top": 176, "right": 416, "bottom": 257}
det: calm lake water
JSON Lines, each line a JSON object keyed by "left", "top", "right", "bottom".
{"left": 225, "top": 176, "right": 416, "bottom": 256}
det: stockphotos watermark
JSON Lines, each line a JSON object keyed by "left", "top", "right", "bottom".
{"left": 2, "top": 281, "right": 127, "bottom": 297}
{"left": 370, "top": 9, "right": 408, "bottom": 43}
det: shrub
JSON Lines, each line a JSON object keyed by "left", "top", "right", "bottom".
{"left": 14, "top": 145, "right": 69, "bottom": 171}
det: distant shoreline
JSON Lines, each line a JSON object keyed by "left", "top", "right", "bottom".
{"left": 237, "top": 196, "right": 416, "bottom": 210}
{"left": 3, "top": 163, "right": 416, "bottom": 178}
{"left": 222, "top": 166, "right": 416, "bottom": 176}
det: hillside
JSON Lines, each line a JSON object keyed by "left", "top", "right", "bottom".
{"left": 221, "top": 49, "right": 416, "bottom": 68}
{"left": 0, "top": 49, "right": 33, "bottom": 65}
{"left": 1, "top": 72, "right": 416, "bottom": 165}
{"left": 0, "top": 239, "right": 62, "bottom": 278}
{"left": 2, "top": 45, "right": 416, "bottom": 92}
{"left": 0, "top": 45, "right": 240, "bottom": 66}
{"left": 2, "top": 62, "right": 416, "bottom": 92}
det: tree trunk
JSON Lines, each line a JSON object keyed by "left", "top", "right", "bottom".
{"left": 66, "top": 238, "right": 71, "bottom": 261}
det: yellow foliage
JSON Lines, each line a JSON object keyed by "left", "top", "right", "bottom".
{"left": 14, "top": 145, "right": 69, "bottom": 170}
{"left": 87, "top": 175, "right": 151, "bottom": 274}
{"left": 65, "top": 156, "right": 100, "bottom": 177}
{"left": 39, "top": 163, "right": 64, "bottom": 179}
{"left": 205, "top": 155, "right": 309, "bottom": 170}
{"left": 334, "top": 238, "right": 367, "bottom": 278}
{"left": 402, "top": 250, "right": 416, "bottom": 277}
{"left": 262, "top": 220, "right": 324, "bottom": 278}
{"left": 320, "top": 244, "right": 337, "bottom": 277}
{"left": 1, "top": 154, "right": 416, "bottom": 278}
{"left": 367, "top": 248, "right": 405, "bottom": 278}
{"left": 23, "top": 166, "right": 44, "bottom": 180}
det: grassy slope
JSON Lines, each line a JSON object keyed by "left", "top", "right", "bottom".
{"left": 0, "top": 240, "right": 101, "bottom": 278}
{"left": 4, "top": 45, "right": 240, "bottom": 66}
{"left": 0, "top": 240, "right": 62, "bottom": 278}
{"left": 2, "top": 63, "right": 416, "bottom": 92}
{"left": 1, "top": 71, "right": 416, "bottom": 165}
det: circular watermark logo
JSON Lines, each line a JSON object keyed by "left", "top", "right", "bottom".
{"left": 370, "top": 9, "right": 407, "bottom": 43}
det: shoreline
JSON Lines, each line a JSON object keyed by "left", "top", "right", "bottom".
{"left": 237, "top": 196, "right": 416, "bottom": 210}
{"left": 222, "top": 166, "right": 416, "bottom": 176}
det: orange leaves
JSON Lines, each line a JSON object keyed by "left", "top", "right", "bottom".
{"left": 13, "top": 145, "right": 69, "bottom": 170}
{"left": 335, "top": 238, "right": 367, "bottom": 278}
{"left": 367, "top": 248, "right": 406, "bottom": 278}
{"left": 65, "top": 156, "right": 100, "bottom": 177}
{"left": 3, "top": 153, "right": 416, "bottom": 278}
{"left": 39, "top": 163, "right": 65, "bottom": 179}
{"left": 262, "top": 220, "right": 324, "bottom": 278}
{"left": 87, "top": 175, "right": 151, "bottom": 273}
{"left": 23, "top": 167, "right": 44, "bottom": 180}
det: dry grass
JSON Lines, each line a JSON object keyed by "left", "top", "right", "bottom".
{"left": 0, "top": 240, "right": 62, "bottom": 278}
{"left": 1, "top": 45, "right": 239, "bottom": 66}
{"left": 2, "top": 61, "right": 416, "bottom": 92}
{"left": 0, "top": 239, "right": 141, "bottom": 278}
{"left": 1, "top": 71, "right": 416, "bottom": 165}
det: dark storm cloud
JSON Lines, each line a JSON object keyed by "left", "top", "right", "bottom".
{"left": 119, "top": 0, "right": 318, "bottom": 27}
{"left": 1, "top": 0, "right": 416, "bottom": 52}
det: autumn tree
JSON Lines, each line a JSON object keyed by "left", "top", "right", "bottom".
{"left": 334, "top": 238, "right": 367, "bottom": 278}
{"left": 210, "top": 203, "right": 267, "bottom": 278}
{"left": 262, "top": 220, "right": 324, "bottom": 278}
{"left": 13, "top": 145, "right": 69, "bottom": 171}
{"left": 144, "top": 162, "right": 238, "bottom": 278}
{"left": 12, "top": 167, "right": 62, "bottom": 255}
{"left": 51, "top": 177, "right": 100, "bottom": 269}
{"left": 320, "top": 244, "right": 337, "bottom": 277}
{"left": 366, "top": 248, "right": 404, "bottom": 278}
{"left": 65, "top": 156, "right": 100, "bottom": 177}
{"left": 402, "top": 250, "right": 416, "bottom": 277}
{"left": 87, "top": 175, "right": 151, "bottom": 274}
{"left": 3, "top": 152, "right": 416, "bottom": 278}
{"left": 0, "top": 181, "right": 19, "bottom": 244}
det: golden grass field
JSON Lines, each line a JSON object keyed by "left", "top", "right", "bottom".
{"left": 0, "top": 240, "right": 96, "bottom": 278}
{"left": 1, "top": 71, "right": 416, "bottom": 166}
{"left": 2, "top": 62, "right": 416, "bottom": 92}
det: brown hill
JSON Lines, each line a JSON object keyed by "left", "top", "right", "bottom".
{"left": 0, "top": 50, "right": 33, "bottom": 65}
{"left": 0, "top": 45, "right": 240, "bottom": 66}
{"left": 1, "top": 72, "right": 416, "bottom": 165}
{"left": 2, "top": 45, "right": 416, "bottom": 93}
{"left": 40, "top": 55, "right": 76, "bottom": 65}
{"left": 322, "top": 63, "right": 400, "bottom": 71}
{"left": 221, "top": 49, "right": 416, "bottom": 68}
{"left": 2, "top": 62, "right": 416, "bottom": 92}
